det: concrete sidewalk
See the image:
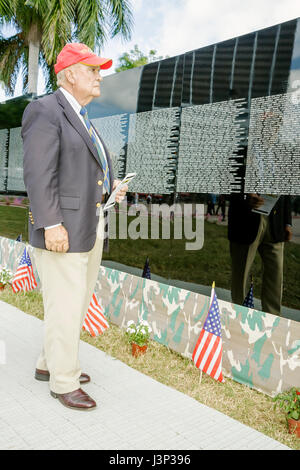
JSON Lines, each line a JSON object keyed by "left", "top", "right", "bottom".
{"left": 0, "top": 300, "right": 290, "bottom": 450}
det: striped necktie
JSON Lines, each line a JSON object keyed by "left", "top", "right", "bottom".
{"left": 80, "top": 107, "right": 110, "bottom": 192}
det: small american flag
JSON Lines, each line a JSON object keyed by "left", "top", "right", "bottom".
{"left": 243, "top": 282, "right": 254, "bottom": 309}
{"left": 142, "top": 257, "right": 151, "bottom": 280}
{"left": 192, "top": 284, "right": 224, "bottom": 383}
{"left": 82, "top": 293, "right": 109, "bottom": 337}
{"left": 12, "top": 248, "right": 37, "bottom": 293}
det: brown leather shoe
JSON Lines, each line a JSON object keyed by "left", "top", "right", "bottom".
{"left": 50, "top": 388, "right": 97, "bottom": 410}
{"left": 35, "top": 369, "right": 90, "bottom": 384}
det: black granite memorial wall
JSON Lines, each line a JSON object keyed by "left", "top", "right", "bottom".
{"left": 0, "top": 18, "right": 299, "bottom": 318}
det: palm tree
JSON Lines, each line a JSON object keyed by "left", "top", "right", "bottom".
{"left": 0, "top": 0, "right": 133, "bottom": 95}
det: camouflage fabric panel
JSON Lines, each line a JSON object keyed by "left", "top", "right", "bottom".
{"left": 95, "top": 266, "right": 300, "bottom": 397}
{"left": 1, "top": 236, "right": 299, "bottom": 397}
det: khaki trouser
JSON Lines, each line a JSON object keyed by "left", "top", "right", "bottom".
{"left": 230, "top": 215, "right": 284, "bottom": 316}
{"left": 34, "top": 210, "right": 104, "bottom": 394}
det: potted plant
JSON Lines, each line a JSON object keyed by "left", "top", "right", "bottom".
{"left": 273, "top": 387, "right": 300, "bottom": 437}
{"left": 125, "top": 319, "right": 152, "bottom": 357}
{"left": 0, "top": 266, "right": 13, "bottom": 290}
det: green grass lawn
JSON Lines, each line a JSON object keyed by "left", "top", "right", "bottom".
{"left": 1, "top": 204, "right": 299, "bottom": 310}
{"left": 0, "top": 205, "right": 28, "bottom": 240}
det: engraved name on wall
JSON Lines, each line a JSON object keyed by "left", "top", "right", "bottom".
{"left": 91, "top": 114, "right": 128, "bottom": 179}
{"left": 0, "top": 129, "right": 8, "bottom": 191}
{"left": 176, "top": 99, "right": 247, "bottom": 194}
{"left": 8, "top": 127, "right": 25, "bottom": 192}
{"left": 245, "top": 93, "right": 300, "bottom": 194}
{"left": 126, "top": 108, "right": 180, "bottom": 194}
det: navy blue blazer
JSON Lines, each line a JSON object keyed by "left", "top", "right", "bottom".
{"left": 22, "top": 89, "right": 114, "bottom": 252}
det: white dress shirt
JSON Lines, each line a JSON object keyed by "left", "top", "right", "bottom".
{"left": 45, "top": 87, "right": 107, "bottom": 230}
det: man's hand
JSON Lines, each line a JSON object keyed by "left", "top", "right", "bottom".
{"left": 284, "top": 225, "right": 292, "bottom": 242}
{"left": 44, "top": 225, "right": 69, "bottom": 252}
{"left": 113, "top": 179, "right": 128, "bottom": 203}
{"left": 248, "top": 193, "right": 264, "bottom": 210}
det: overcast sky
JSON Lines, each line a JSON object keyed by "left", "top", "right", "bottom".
{"left": 0, "top": 0, "right": 299, "bottom": 101}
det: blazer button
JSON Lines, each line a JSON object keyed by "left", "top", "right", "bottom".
{"left": 98, "top": 180, "right": 103, "bottom": 186}
{"left": 96, "top": 202, "right": 101, "bottom": 208}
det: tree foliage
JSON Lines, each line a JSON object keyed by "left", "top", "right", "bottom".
{"left": 115, "top": 44, "right": 166, "bottom": 72}
{"left": 0, "top": 0, "right": 133, "bottom": 95}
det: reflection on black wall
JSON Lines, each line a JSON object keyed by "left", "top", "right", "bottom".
{"left": 88, "top": 66, "right": 141, "bottom": 118}
{"left": 0, "top": 94, "right": 34, "bottom": 130}
{"left": 232, "top": 33, "right": 255, "bottom": 101}
{"left": 137, "top": 62, "right": 159, "bottom": 112}
{"left": 137, "top": 18, "right": 297, "bottom": 111}
{"left": 272, "top": 20, "right": 298, "bottom": 94}
{"left": 192, "top": 46, "right": 214, "bottom": 105}
{"left": 153, "top": 57, "right": 175, "bottom": 108}
{"left": 213, "top": 40, "right": 235, "bottom": 103}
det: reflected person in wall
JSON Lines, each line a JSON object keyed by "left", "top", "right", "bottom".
{"left": 206, "top": 193, "right": 217, "bottom": 216}
{"left": 22, "top": 43, "right": 127, "bottom": 411}
{"left": 228, "top": 194, "right": 292, "bottom": 316}
{"left": 216, "top": 194, "right": 226, "bottom": 221}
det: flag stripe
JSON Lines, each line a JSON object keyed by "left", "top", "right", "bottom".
{"left": 195, "top": 332, "right": 212, "bottom": 369}
{"left": 83, "top": 317, "right": 95, "bottom": 336}
{"left": 87, "top": 309, "right": 108, "bottom": 330}
{"left": 199, "top": 333, "right": 218, "bottom": 371}
{"left": 82, "top": 294, "right": 109, "bottom": 337}
{"left": 83, "top": 314, "right": 99, "bottom": 336}
{"left": 192, "top": 330, "right": 207, "bottom": 366}
{"left": 212, "top": 355, "right": 224, "bottom": 382}
{"left": 212, "top": 357, "right": 223, "bottom": 382}
{"left": 86, "top": 312, "right": 104, "bottom": 337}
{"left": 86, "top": 311, "right": 107, "bottom": 334}
{"left": 192, "top": 329, "right": 206, "bottom": 362}
{"left": 88, "top": 296, "right": 109, "bottom": 328}
{"left": 85, "top": 315, "right": 101, "bottom": 336}
{"left": 207, "top": 338, "right": 222, "bottom": 376}
{"left": 206, "top": 336, "right": 222, "bottom": 376}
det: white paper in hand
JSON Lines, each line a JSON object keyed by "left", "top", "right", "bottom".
{"left": 252, "top": 195, "right": 279, "bottom": 216}
{"left": 103, "top": 173, "right": 136, "bottom": 211}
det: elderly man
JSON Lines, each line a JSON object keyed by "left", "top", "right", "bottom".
{"left": 22, "top": 43, "right": 127, "bottom": 410}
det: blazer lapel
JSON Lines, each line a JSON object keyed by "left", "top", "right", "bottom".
{"left": 92, "top": 124, "right": 114, "bottom": 191}
{"left": 54, "top": 89, "right": 102, "bottom": 168}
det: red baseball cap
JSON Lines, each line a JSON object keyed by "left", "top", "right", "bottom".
{"left": 54, "top": 43, "right": 112, "bottom": 74}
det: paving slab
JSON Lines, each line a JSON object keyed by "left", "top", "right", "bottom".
{"left": 0, "top": 300, "right": 291, "bottom": 450}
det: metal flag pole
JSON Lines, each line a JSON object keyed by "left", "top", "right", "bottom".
{"left": 199, "top": 370, "right": 203, "bottom": 385}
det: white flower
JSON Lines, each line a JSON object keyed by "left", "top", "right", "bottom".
{"left": 140, "top": 328, "right": 146, "bottom": 335}
{"left": 126, "top": 327, "right": 135, "bottom": 334}
{"left": 140, "top": 320, "right": 149, "bottom": 327}
{"left": 127, "top": 320, "right": 135, "bottom": 327}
